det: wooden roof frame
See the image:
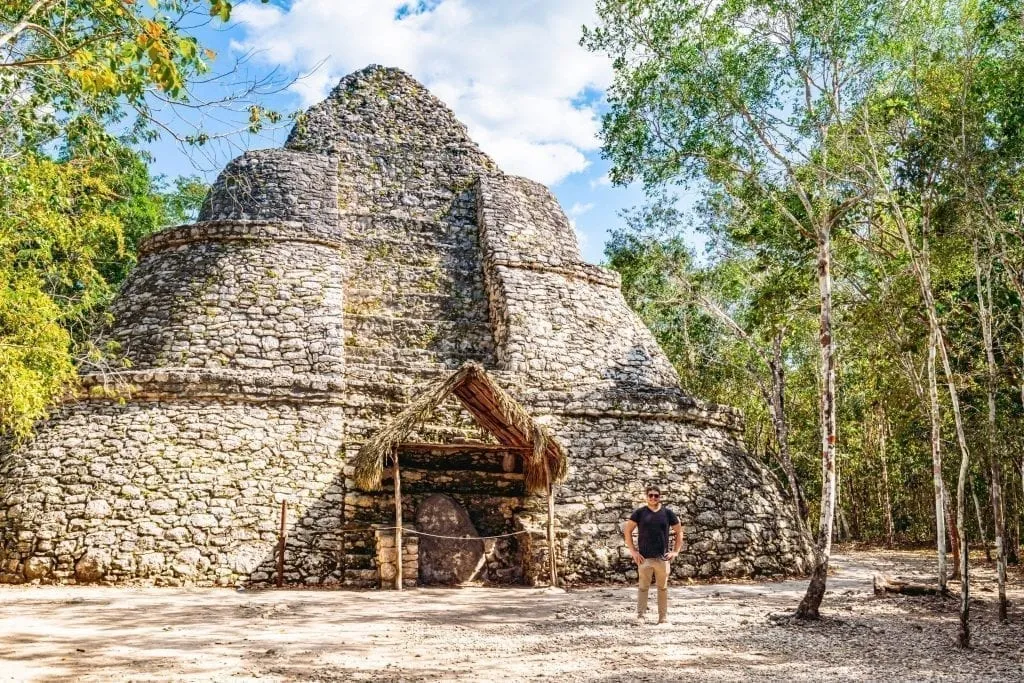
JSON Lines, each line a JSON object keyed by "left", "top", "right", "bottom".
{"left": 351, "top": 362, "right": 567, "bottom": 494}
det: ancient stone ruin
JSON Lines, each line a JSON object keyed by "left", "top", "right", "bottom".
{"left": 0, "top": 65, "right": 812, "bottom": 587}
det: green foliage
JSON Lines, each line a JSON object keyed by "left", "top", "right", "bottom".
{"left": 156, "top": 175, "right": 209, "bottom": 226}
{"left": 593, "top": 0, "right": 1024, "bottom": 547}
{"left": 0, "top": 148, "right": 167, "bottom": 438}
{"left": 0, "top": 0, "right": 275, "bottom": 157}
{"left": 0, "top": 1, "right": 250, "bottom": 438}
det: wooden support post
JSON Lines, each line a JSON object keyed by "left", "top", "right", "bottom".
{"left": 277, "top": 500, "right": 287, "bottom": 588}
{"left": 547, "top": 483, "right": 557, "bottom": 588}
{"left": 393, "top": 451, "right": 403, "bottom": 591}
{"left": 543, "top": 457, "right": 557, "bottom": 588}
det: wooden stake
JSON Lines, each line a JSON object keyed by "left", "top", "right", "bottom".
{"left": 544, "top": 458, "right": 557, "bottom": 588}
{"left": 277, "top": 500, "right": 287, "bottom": 588}
{"left": 547, "top": 483, "right": 557, "bottom": 588}
{"left": 393, "top": 451, "right": 403, "bottom": 591}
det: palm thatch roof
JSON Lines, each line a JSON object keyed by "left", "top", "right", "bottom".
{"left": 352, "top": 362, "right": 567, "bottom": 494}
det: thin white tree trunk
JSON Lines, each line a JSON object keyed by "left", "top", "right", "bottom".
{"left": 877, "top": 407, "right": 895, "bottom": 548}
{"left": 796, "top": 232, "right": 837, "bottom": 620}
{"left": 973, "top": 488, "right": 990, "bottom": 562}
{"left": 0, "top": 0, "right": 56, "bottom": 53}
{"left": 928, "top": 326, "right": 947, "bottom": 592}
{"left": 975, "top": 244, "right": 1007, "bottom": 621}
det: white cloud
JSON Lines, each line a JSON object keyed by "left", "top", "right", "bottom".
{"left": 231, "top": 0, "right": 612, "bottom": 186}
{"left": 569, "top": 201, "right": 595, "bottom": 216}
{"left": 589, "top": 173, "right": 612, "bottom": 189}
{"left": 568, "top": 218, "right": 590, "bottom": 251}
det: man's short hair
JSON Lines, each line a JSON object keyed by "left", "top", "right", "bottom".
{"left": 645, "top": 485, "right": 661, "bottom": 495}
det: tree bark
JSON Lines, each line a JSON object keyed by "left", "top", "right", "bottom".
{"left": 927, "top": 326, "right": 947, "bottom": 592}
{"left": 896, "top": 209, "right": 971, "bottom": 646}
{"left": 975, "top": 245, "right": 1007, "bottom": 621}
{"left": 393, "top": 453, "right": 403, "bottom": 591}
{"left": 973, "top": 488, "right": 991, "bottom": 563}
{"left": 796, "top": 232, "right": 837, "bottom": 620}
{"left": 769, "top": 333, "right": 808, "bottom": 524}
{"left": 945, "top": 484, "right": 961, "bottom": 581}
{"left": 957, "top": 470, "right": 970, "bottom": 648}
{"left": 877, "top": 406, "right": 895, "bottom": 548}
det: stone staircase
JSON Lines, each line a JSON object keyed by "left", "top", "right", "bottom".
{"left": 341, "top": 212, "right": 495, "bottom": 371}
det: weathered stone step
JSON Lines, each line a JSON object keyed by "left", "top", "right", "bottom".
{"left": 345, "top": 260, "right": 486, "bottom": 296}
{"left": 343, "top": 213, "right": 479, "bottom": 242}
{"left": 338, "top": 184, "right": 476, "bottom": 220}
{"left": 344, "top": 314, "right": 496, "bottom": 357}
{"left": 346, "top": 237, "right": 479, "bottom": 270}
{"left": 345, "top": 231, "right": 476, "bottom": 256}
{"left": 344, "top": 347, "right": 493, "bottom": 369}
{"left": 346, "top": 289, "right": 490, "bottom": 324}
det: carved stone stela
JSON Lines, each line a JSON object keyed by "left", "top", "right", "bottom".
{"left": 0, "top": 66, "right": 812, "bottom": 587}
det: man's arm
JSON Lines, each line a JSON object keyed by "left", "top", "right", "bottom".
{"left": 667, "top": 523, "right": 683, "bottom": 560}
{"left": 623, "top": 519, "right": 642, "bottom": 565}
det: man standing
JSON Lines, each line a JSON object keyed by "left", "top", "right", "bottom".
{"left": 623, "top": 485, "right": 684, "bottom": 625}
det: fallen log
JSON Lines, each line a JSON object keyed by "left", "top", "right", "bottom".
{"left": 873, "top": 573, "right": 948, "bottom": 597}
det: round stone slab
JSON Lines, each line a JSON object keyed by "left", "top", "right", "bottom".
{"left": 415, "top": 493, "right": 485, "bottom": 585}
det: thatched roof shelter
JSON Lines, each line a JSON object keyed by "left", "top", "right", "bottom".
{"left": 352, "top": 362, "right": 567, "bottom": 494}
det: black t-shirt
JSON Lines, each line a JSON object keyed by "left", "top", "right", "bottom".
{"left": 630, "top": 505, "right": 680, "bottom": 558}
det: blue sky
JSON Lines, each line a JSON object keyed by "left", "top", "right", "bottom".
{"left": 148, "top": 0, "right": 693, "bottom": 264}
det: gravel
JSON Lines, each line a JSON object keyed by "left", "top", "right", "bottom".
{"left": 1, "top": 549, "right": 1021, "bottom": 681}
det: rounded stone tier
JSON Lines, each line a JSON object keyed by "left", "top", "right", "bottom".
{"left": 0, "top": 65, "right": 814, "bottom": 589}
{"left": 109, "top": 219, "right": 346, "bottom": 377}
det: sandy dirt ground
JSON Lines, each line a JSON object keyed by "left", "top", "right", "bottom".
{"left": 1, "top": 549, "right": 1023, "bottom": 682}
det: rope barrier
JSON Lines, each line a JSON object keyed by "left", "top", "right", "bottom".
{"left": 346, "top": 524, "right": 533, "bottom": 540}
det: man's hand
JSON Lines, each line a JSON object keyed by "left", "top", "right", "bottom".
{"left": 630, "top": 548, "right": 643, "bottom": 566}
{"left": 665, "top": 551, "right": 679, "bottom": 561}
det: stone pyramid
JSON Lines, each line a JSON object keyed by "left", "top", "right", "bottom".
{"left": 0, "top": 66, "right": 812, "bottom": 586}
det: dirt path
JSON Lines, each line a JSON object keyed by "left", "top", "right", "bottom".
{"left": 1, "top": 550, "right": 1022, "bottom": 681}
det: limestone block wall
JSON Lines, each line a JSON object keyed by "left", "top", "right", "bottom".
{"left": 110, "top": 148, "right": 346, "bottom": 376}
{"left": 285, "top": 66, "right": 498, "bottom": 372}
{"left": 374, "top": 527, "right": 418, "bottom": 588}
{"left": 478, "top": 173, "right": 680, "bottom": 387}
{"left": 525, "top": 386, "right": 810, "bottom": 582}
{"left": 286, "top": 65, "right": 496, "bottom": 221}
{"left": 0, "top": 399, "right": 347, "bottom": 586}
{"left": 110, "top": 226, "right": 346, "bottom": 375}
{"left": 199, "top": 149, "right": 339, "bottom": 233}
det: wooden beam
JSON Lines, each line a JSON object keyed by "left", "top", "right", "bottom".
{"left": 398, "top": 442, "right": 532, "bottom": 454}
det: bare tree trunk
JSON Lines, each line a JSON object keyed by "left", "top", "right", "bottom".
{"left": 862, "top": 103, "right": 972, "bottom": 645}
{"left": 796, "top": 233, "right": 837, "bottom": 620}
{"left": 945, "top": 485, "right": 961, "bottom": 581}
{"left": 691, "top": 295, "right": 806, "bottom": 531}
{"left": 896, "top": 213, "right": 971, "bottom": 646}
{"left": 975, "top": 245, "right": 1007, "bottom": 621}
{"left": 769, "top": 333, "right": 807, "bottom": 524}
{"left": 1009, "top": 474, "right": 1020, "bottom": 566}
{"left": 877, "top": 406, "right": 895, "bottom": 548}
{"left": 393, "top": 453, "right": 403, "bottom": 591}
{"left": 973, "top": 488, "right": 991, "bottom": 563}
{"left": 928, "top": 327, "right": 947, "bottom": 591}
{"left": 957, "top": 461, "right": 971, "bottom": 648}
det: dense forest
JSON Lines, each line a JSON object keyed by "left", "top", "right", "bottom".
{"left": 585, "top": 0, "right": 1024, "bottom": 637}
{"left": 3, "top": 0, "right": 1023, "bottom": 642}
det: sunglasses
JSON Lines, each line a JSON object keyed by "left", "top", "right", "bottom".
{"left": 647, "top": 493, "right": 661, "bottom": 499}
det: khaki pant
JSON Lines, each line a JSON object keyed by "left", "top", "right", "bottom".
{"left": 637, "top": 558, "right": 669, "bottom": 621}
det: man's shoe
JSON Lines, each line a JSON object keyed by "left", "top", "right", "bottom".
{"left": 635, "top": 614, "right": 646, "bottom": 626}
{"left": 656, "top": 618, "right": 671, "bottom": 626}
